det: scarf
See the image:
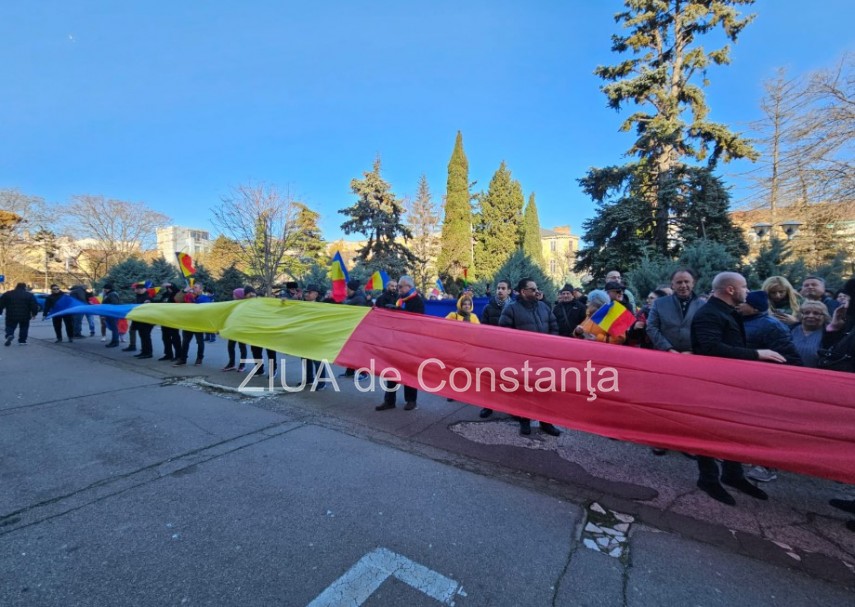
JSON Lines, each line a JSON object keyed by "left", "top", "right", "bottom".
{"left": 396, "top": 288, "right": 418, "bottom": 309}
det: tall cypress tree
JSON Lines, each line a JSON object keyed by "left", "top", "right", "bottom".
{"left": 474, "top": 161, "right": 524, "bottom": 280}
{"left": 576, "top": 0, "right": 757, "bottom": 278}
{"left": 436, "top": 131, "right": 474, "bottom": 280}
{"left": 521, "top": 193, "right": 544, "bottom": 267}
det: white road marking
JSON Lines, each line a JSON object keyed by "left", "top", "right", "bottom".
{"left": 308, "top": 547, "right": 465, "bottom": 606}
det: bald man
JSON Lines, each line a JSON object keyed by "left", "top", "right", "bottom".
{"left": 690, "top": 272, "right": 786, "bottom": 506}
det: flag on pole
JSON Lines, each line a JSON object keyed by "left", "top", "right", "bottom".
{"left": 462, "top": 267, "right": 469, "bottom": 287}
{"left": 176, "top": 252, "right": 196, "bottom": 280}
{"left": 590, "top": 300, "right": 635, "bottom": 337}
{"left": 329, "top": 251, "right": 349, "bottom": 303}
{"left": 435, "top": 278, "right": 445, "bottom": 293}
{"left": 365, "top": 270, "right": 390, "bottom": 291}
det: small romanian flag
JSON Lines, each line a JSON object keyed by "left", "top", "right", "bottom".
{"left": 176, "top": 252, "right": 196, "bottom": 279}
{"left": 329, "top": 251, "right": 349, "bottom": 303}
{"left": 365, "top": 270, "right": 390, "bottom": 291}
{"left": 435, "top": 278, "right": 445, "bottom": 293}
{"left": 590, "top": 300, "right": 635, "bottom": 337}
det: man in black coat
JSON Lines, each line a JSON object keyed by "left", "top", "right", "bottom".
{"left": 42, "top": 284, "right": 75, "bottom": 343}
{"left": 1, "top": 283, "right": 39, "bottom": 346}
{"left": 553, "top": 283, "right": 587, "bottom": 337}
{"left": 157, "top": 282, "right": 182, "bottom": 361}
{"left": 129, "top": 282, "right": 155, "bottom": 359}
{"left": 690, "top": 271, "right": 786, "bottom": 506}
{"left": 499, "top": 277, "right": 561, "bottom": 437}
{"left": 373, "top": 279, "right": 398, "bottom": 309}
{"left": 376, "top": 275, "right": 424, "bottom": 412}
{"left": 479, "top": 279, "right": 512, "bottom": 326}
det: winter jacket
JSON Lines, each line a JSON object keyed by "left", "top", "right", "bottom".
{"left": 68, "top": 285, "right": 89, "bottom": 304}
{"left": 553, "top": 300, "right": 587, "bottom": 337}
{"left": 445, "top": 296, "right": 480, "bottom": 323}
{"left": 390, "top": 289, "right": 425, "bottom": 315}
{"left": 0, "top": 286, "right": 39, "bottom": 321}
{"left": 743, "top": 313, "right": 802, "bottom": 365}
{"left": 374, "top": 290, "right": 397, "bottom": 309}
{"left": 42, "top": 291, "right": 67, "bottom": 317}
{"left": 480, "top": 296, "right": 509, "bottom": 326}
{"left": 102, "top": 290, "right": 120, "bottom": 305}
{"left": 344, "top": 290, "right": 368, "bottom": 306}
{"left": 498, "top": 299, "right": 558, "bottom": 335}
{"left": 691, "top": 297, "right": 758, "bottom": 360}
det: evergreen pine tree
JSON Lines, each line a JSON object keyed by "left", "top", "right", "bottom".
{"left": 214, "top": 264, "right": 249, "bottom": 302}
{"left": 436, "top": 131, "right": 474, "bottom": 280}
{"left": 406, "top": 175, "right": 441, "bottom": 293}
{"left": 474, "top": 161, "right": 524, "bottom": 280}
{"left": 521, "top": 193, "right": 544, "bottom": 267}
{"left": 339, "top": 157, "right": 416, "bottom": 277}
{"left": 491, "top": 249, "right": 556, "bottom": 304}
{"left": 283, "top": 203, "right": 325, "bottom": 278}
{"left": 577, "top": 1, "right": 757, "bottom": 277}
{"left": 297, "top": 262, "right": 331, "bottom": 298}
{"left": 148, "top": 256, "right": 179, "bottom": 287}
{"left": 100, "top": 257, "right": 150, "bottom": 302}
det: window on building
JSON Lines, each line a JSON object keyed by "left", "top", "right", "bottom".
{"left": 550, "top": 260, "right": 556, "bottom": 274}
{"left": 550, "top": 240, "right": 556, "bottom": 251}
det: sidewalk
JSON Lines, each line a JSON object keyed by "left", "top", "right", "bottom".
{"left": 9, "top": 321, "right": 855, "bottom": 588}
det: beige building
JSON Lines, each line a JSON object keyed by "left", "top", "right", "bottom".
{"left": 156, "top": 226, "right": 213, "bottom": 266}
{"left": 541, "top": 226, "right": 580, "bottom": 283}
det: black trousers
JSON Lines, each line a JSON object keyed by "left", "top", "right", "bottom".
{"left": 227, "top": 340, "right": 248, "bottom": 367}
{"left": 250, "top": 346, "right": 277, "bottom": 373}
{"left": 52, "top": 316, "right": 74, "bottom": 341}
{"left": 179, "top": 331, "right": 204, "bottom": 362}
{"left": 697, "top": 456, "right": 745, "bottom": 485}
{"left": 136, "top": 323, "right": 154, "bottom": 356}
{"left": 161, "top": 327, "right": 181, "bottom": 358}
{"left": 383, "top": 379, "right": 417, "bottom": 406}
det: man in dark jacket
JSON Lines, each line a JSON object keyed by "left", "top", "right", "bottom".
{"left": 553, "top": 283, "right": 587, "bottom": 337}
{"left": 68, "top": 284, "right": 89, "bottom": 338}
{"left": 376, "top": 275, "right": 425, "bottom": 412}
{"left": 499, "top": 277, "right": 561, "bottom": 437}
{"left": 344, "top": 280, "right": 368, "bottom": 307}
{"left": 690, "top": 272, "right": 786, "bottom": 506}
{"left": 43, "top": 284, "right": 75, "bottom": 343}
{"left": 475, "top": 279, "right": 513, "bottom": 418}
{"left": 129, "top": 282, "right": 155, "bottom": 359}
{"left": 102, "top": 283, "right": 121, "bottom": 347}
{"left": 157, "top": 282, "right": 182, "bottom": 361}
{"left": 1, "top": 283, "right": 39, "bottom": 346}
{"left": 479, "top": 279, "right": 512, "bottom": 326}
{"left": 374, "top": 279, "right": 398, "bottom": 309}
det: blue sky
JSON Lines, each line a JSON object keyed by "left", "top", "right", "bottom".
{"left": 1, "top": 1, "right": 852, "bottom": 242}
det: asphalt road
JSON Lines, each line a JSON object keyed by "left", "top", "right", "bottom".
{"left": 0, "top": 323, "right": 852, "bottom": 606}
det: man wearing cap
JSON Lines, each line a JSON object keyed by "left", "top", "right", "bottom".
{"left": 690, "top": 271, "right": 786, "bottom": 505}
{"left": 605, "top": 270, "right": 636, "bottom": 313}
{"left": 553, "top": 283, "right": 587, "bottom": 338}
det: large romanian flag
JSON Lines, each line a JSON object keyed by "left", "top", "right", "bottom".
{"left": 122, "top": 298, "right": 855, "bottom": 485}
{"left": 176, "top": 252, "right": 197, "bottom": 279}
{"left": 329, "top": 251, "right": 349, "bottom": 303}
{"left": 365, "top": 270, "right": 390, "bottom": 291}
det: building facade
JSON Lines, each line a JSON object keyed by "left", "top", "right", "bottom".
{"left": 156, "top": 226, "right": 213, "bottom": 266}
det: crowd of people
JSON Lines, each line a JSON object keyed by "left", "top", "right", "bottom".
{"left": 2, "top": 268, "right": 853, "bottom": 529}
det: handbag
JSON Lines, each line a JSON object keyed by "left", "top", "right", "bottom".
{"left": 817, "top": 329, "right": 855, "bottom": 372}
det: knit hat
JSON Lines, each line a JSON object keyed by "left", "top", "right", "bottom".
{"left": 347, "top": 280, "right": 360, "bottom": 291}
{"left": 745, "top": 290, "right": 769, "bottom": 312}
{"left": 232, "top": 287, "right": 245, "bottom": 300}
{"left": 559, "top": 283, "right": 574, "bottom": 293}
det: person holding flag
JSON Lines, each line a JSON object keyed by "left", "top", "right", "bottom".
{"left": 573, "top": 285, "right": 634, "bottom": 344}
{"left": 42, "top": 285, "right": 76, "bottom": 343}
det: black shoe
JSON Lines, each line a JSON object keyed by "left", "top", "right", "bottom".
{"left": 375, "top": 403, "right": 395, "bottom": 411}
{"left": 721, "top": 477, "right": 768, "bottom": 501}
{"left": 540, "top": 422, "right": 561, "bottom": 437}
{"left": 173, "top": 360, "right": 187, "bottom": 366}
{"left": 122, "top": 346, "right": 136, "bottom": 352}
{"left": 4, "top": 337, "right": 12, "bottom": 347}
{"left": 136, "top": 354, "right": 152, "bottom": 359}
{"left": 404, "top": 401, "right": 417, "bottom": 411}
{"left": 829, "top": 499, "right": 855, "bottom": 515}
{"left": 158, "top": 356, "right": 173, "bottom": 361}
{"left": 697, "top": 480, "right": 736, "bottom": 506}
{"left": 651, "top": 448, "right": 668, "bottom": 456}
{"left": 479, "top": 408, "right": 493, "bottom": 418}
{"left": 105, "top": 343, "right": 119, "bottom": 348}
{"left": 519, "top": 419, "right": 531, "bottom": 436}
{"left": 195, "top": 358, "right": 203, "bottom": 366}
